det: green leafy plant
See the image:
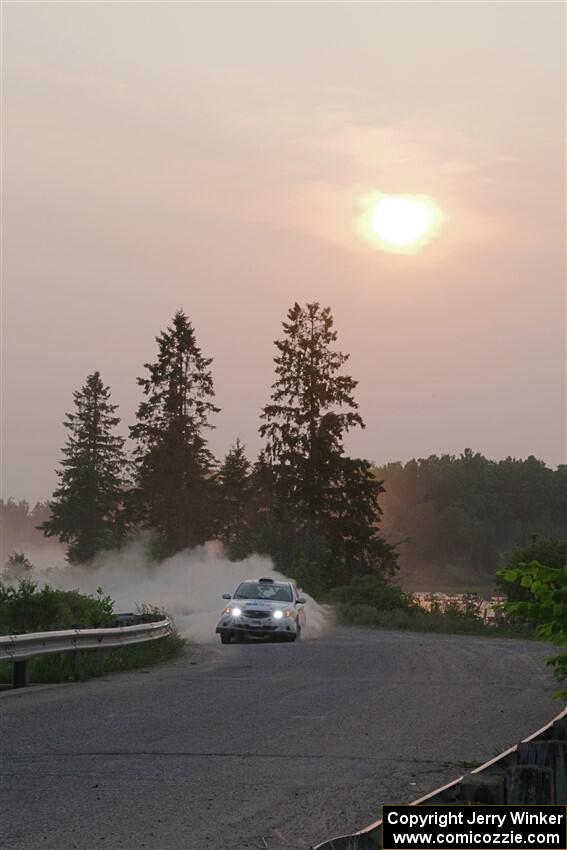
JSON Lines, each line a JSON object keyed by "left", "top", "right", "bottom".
{"left": 0, "top": 579, "right": 114, "bottom": 635}
{"left": 497, "top": 540, "right": 567, "bottom": 602}
{"left": 498, "top": 560, "right": 567, "bottom": 699}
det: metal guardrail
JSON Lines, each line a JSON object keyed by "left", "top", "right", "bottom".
{"left": 0, "top": 618, "right": 173, "bottom": 688}
{"left": 311, "top": 708, "right": 567, "bottom": 850}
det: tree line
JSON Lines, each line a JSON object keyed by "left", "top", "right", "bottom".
{"left": 7, "top": 303, "right": 564, "bottom": 596}
{"left": 1, "top": 500, "right": 50, "bottom": 552}
{"left": 377, "top": 452, "right": 567, "bottom": 591}
{"left": 0, "top": 500, "right": 61, "bottom": 567}
{"left": 39, "top": 304, "right": 396, "bottom": 591}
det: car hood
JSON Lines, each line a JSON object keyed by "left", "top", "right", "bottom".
{"left": 233, "top": 599, "right": 286, "bottom": 611}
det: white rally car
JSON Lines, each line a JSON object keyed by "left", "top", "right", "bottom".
{"left": 216, "top": 577, "right": 306, "bottom": 644}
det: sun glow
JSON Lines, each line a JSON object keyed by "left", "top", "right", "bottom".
{"left": 358, "top": 193, "right": 444, "bottom": 253}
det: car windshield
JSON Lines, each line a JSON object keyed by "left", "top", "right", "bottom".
{"left": 234, "top": 582, "right": 293, "bottom": 602}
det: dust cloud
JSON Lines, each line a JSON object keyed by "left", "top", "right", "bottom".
{"left": 37, "top": 538, "right": 334, "bottom": 643}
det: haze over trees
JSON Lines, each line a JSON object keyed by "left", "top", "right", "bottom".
{"left": 0, "top": 500, "right": 60, "bottom": 566}
{"left": 2, "top": 552, "right": 34, "bottom": 583}
{"left": 3, "top": 305, "right": 564, "bottom": 599}
{"left": 377, "top": 452, "right": 567, "bottom": 591}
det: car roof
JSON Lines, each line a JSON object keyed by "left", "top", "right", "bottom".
{"left": 238, "top": 578, "right": 291, "bottom": 586}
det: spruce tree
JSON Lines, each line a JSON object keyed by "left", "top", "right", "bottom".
{"left": 216, "top": 439, "right": 252, "bottom": 558}
{"left": 260, "top": 302, "right": 396, "bottom": 587}
{"left": 130, "top": 310, "right": 219, "bottom": 555}
{"left": 261, "top": 303, "right": 362, "bottom": 516}
{"left": 41, "top": 372, "right": 127, "bottom": 563}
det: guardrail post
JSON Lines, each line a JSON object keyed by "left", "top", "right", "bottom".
{"left": 71, "top": 650, "right": 82, "bottom": 679}
{"left": 95, "top": 648, "right": 105, "bottom": 669}
{"left": 13, "top": 660, "right": 29, "bottom": 689}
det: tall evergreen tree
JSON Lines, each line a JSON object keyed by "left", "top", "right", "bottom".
{"left": 261, "top": 303, "right": 362, "bottom": 518}
{"left": 41, "top": 372, "right": 127, "bottom": 563}
{"left": 216, "top": 439, "right": 252, "bottom": 558}
{"left": 259, "top": 302, "right": 396, "bottom": 587}
{"left": 130, "top": 310, "right": 219, "bottom": 555}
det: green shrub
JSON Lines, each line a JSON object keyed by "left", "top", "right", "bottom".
{"left": 335, "top": 602, "right": 380, "bottom": 627}
{"left": 327, "top": 573, "right": 411, "bottom": 611}
{"left": 287, "top": 557, "right": 328, "bottom": 598}
{"left": 497, "top": 540, "right": 567, "bottom": 603}
{"left": 373, "top": 608, "right": 413, "bottom": 630}
{"left": 0, "top": 579, "right": 114, "bottom": 635}
{"left": 498, "top": 559, "right": 567, "bottom": 699}
{"left": 426, "top": 592, "right": 484, "bottom": 621}
{"left": 336, "top": 598, "right": 526, "bottom": 637}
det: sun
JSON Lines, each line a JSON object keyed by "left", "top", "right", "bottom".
{"left": 371, "top": 196, "right": 434, "bottom": 246}
{"left": 357, "top": 192, "right": 444, "bottom": 253}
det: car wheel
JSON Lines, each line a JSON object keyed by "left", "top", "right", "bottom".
{"left": 286, "top": 632, "right": 298, "bottom": 642}
{"left": 296, "top": 623, "right": 302, "bottom": 641}
{"left": 220, "top": 632, "right": 231, "bottom": 644}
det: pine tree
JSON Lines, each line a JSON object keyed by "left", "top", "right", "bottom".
{"left": 41, "top": 372, "right": 127, "bottom": 563}
{"left": 259, "top": 302, "right": 396, "bottom": 587}
{"left": 216, "top": 439, "right": 252, "bottom": 558}
{"left": 130, "top": 310, "right": 219, "bottom": 555}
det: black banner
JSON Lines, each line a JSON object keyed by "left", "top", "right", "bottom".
{"left": 382, "top": 805, "right": 567, "bottom": 850}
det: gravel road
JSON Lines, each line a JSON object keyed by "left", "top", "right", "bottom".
{"left": 0, "top": 628, "right": 558, "bottom": 850}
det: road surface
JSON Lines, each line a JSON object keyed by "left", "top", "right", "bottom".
{"left": 0, "top": 628, "right": 558, "bottom": 850}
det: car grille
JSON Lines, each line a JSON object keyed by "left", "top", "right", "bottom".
{"left": 243, "top": 610, "right": 271, "bottom": 619}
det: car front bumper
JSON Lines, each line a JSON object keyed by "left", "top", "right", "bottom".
{"left": 215, "top": 616, "right": 299, "bottom": 637}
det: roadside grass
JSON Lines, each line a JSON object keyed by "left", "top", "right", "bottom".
{"left": 0, "top": 633, "right": 185, "bottom": 685}
{"left": 334, "top": 602, "right": 532, "bottom": 638}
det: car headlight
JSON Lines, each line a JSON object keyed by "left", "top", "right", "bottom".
{"left": 274, "top": 610, "right": 283, "bottom": 620}
{"left": 231, "top": 607, "right": 242, "bottom": 617}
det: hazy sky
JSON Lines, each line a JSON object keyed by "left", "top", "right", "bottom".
{"left": 2, "top": 1, "right": 566, "bottom": 503}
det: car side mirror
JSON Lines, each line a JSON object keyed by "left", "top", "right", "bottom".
{"left": 222, "top": 593, "right": 231, "bottom": 600}
{"left": 296, "top": 596, "right": 306, "bottom": 605}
